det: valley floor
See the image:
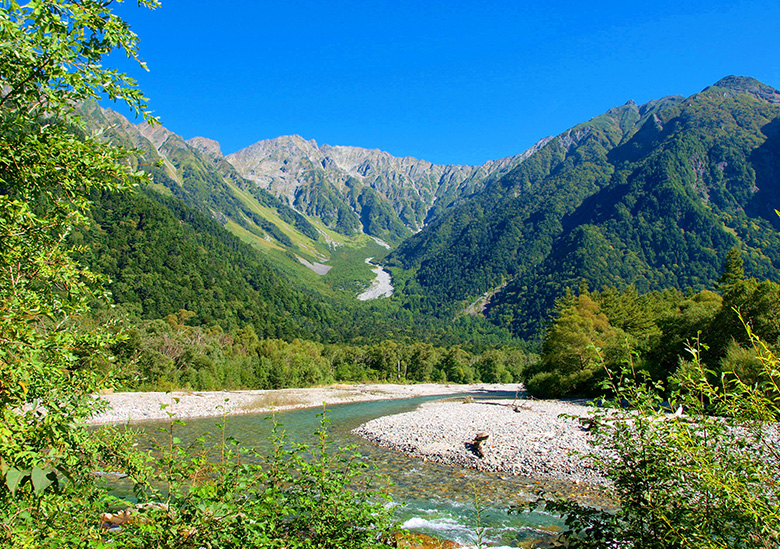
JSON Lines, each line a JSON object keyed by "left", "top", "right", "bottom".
{"left": 88, "top": 382, "right": 522, "bottom": 424}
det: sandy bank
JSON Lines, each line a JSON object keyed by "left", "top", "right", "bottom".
{"left": 88, "top": 383, "right": 523, "bottom": 425}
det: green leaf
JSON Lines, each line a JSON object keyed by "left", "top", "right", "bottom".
{"left": 31, "top": 466, "right": 56, "bottom": 494}
{"left": 5, "top": 467, "right": 29, "bottom": 496}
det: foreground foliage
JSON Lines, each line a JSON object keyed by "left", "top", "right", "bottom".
{"left": 524, "top": 328, "right": 780, "bottom": 548}
{"left": 0, "top": 0, "right": 160, "bottom": 544}
{"left": 103, "top": 411, "right": 395, "bottom": 549}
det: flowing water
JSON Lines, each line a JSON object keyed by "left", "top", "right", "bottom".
{"left": 116, "top": 393, "right": 603, "bottom": 547}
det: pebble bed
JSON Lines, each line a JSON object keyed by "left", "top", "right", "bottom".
{"left": 353, "top": 398, "right": 607, "bottom": 484}
{"left": 87, "top": 383, "right": 524, "bottom": 424}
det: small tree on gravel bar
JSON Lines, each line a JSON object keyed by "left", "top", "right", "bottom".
{"left": 0, "top": 1, "right": 158, "bottom": 546}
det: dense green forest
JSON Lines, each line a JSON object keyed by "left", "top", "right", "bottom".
{"left": 525, "top": 247, "right": 780, "bottom": 397}
{"left": 106, "top": 309, "right": 535, "bottom": 391}
{"left": 389, "top": 79, "right": 780, "bottom": 338}
{"left": 68, "top": 182, "right": 525, "bottom": 350}
{"left": 71, "top": 187, "right": 337, "bottom": 340}
{"left": 89, "top": 238, "right": 778, "bottom": 401}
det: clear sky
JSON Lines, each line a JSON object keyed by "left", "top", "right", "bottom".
{"left": 108, "top": 0, "right": 780, "bottom": 166}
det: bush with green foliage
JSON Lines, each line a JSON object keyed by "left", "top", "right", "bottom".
{"left": 522, "top": 328, "right": 779, "bottom": 548}
{"left": 106, "top": 410, "right": 396, "bottom": 549}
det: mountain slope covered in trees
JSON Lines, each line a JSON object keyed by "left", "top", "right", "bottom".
{"left": 388, "top": 76, "right": 780, "bottom": 338}
{"left": 71, "top": 187, "right": 339, "bottom": 341}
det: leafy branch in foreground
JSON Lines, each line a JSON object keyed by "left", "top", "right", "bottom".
{"left": 0, "top": 0, "right": 158, "bottom": 546}
{"left": 105, "top": 410, "right": 396, "bottom": 549}
{"left": 519, "top": 329, "right": 779, "bottom": 548}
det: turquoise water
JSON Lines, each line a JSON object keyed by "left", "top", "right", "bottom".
{"left": 121, "top": 394, "right": 596, "bottom": 547}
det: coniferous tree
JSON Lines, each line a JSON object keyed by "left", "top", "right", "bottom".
{"left": 717, "top": 247, "right": 745, "bottom": 290}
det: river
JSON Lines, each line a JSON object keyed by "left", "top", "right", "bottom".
{"left": 117, "top": 394, "right": 592, "bottom": 547}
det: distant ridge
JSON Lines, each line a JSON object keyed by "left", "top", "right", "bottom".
{"left": 225, "top": 134, "right": 547, "bottom": 237}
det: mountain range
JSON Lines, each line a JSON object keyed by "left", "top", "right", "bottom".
{"left": 226, "top": 134, "right": 547, "bottom": 240}
{"left": 79, "top": 75, "right": 780, "bottom": 342}
{"left": 390, "top": 76, "right": 780, "bottom": 336}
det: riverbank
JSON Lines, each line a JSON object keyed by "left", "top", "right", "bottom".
{"left": 88, "top": 383, "right": 523, "bottom": 424}
{"left": 353, "top": 398, "right": 605, "bottom": 484}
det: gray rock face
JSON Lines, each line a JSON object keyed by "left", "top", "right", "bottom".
{"left": 187, "top": 136, "right": 223, "bottom": 157}
{"left": 226, "top": 135, "right": 547, "bottom": 232}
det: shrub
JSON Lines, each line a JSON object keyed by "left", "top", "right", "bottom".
{"left": 520, "top": 328, "right": 780, "bottom": 548}
{"left": 109, "top": 409, "right": 397, "bottom": 549}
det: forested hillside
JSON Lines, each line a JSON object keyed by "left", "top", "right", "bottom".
{"left": 75, "top": 76, "right": 780, "bottom": 345}
{"left": 70, "top": 182, "right": 524, "bottom": 350}
{"left": 71, "top": 187, "right": 337, "bottom": 341}
{"left": 389, "top": 77, "right": 780, "bottom": 338}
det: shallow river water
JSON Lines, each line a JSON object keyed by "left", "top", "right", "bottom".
{"left": 120, "top": 393, "right": 603, "bottom": 547}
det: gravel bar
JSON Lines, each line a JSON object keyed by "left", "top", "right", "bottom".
{"left": 352, "top": 398, "right": 606, "bottom": 484}
{"left": 88, "top": 383, "right": 523, "bottom": 424}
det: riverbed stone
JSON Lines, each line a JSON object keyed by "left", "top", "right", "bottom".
{"left": 353, "top": 399, "right": 607, "bottom": 484}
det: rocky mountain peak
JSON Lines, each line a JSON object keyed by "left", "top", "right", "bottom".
{"left": 707, "top": 75, "right": 780, "bottom": 104}
{"left": 229, "top": 135, "right": 322, "bottom": 167}
{"left": 137, "top": 121, "right": 182, "bottom": 153}
{"left": 224, "top": 134, "right": 542, "bottom": 234}
{"left": 187, "top": 136, "right": 223, "bottom": 158}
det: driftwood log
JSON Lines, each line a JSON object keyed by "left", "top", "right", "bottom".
{"left": 472, "top": 431, "right": 490, "bottom": 458}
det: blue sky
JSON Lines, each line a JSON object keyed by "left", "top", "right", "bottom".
{"left": 109, "top": 0, "right": 780, "bottom": 166}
